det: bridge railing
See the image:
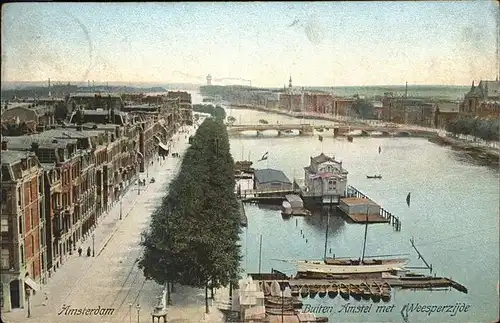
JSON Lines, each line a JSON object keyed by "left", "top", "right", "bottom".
{"left": 240, "top": 187, "right": 294, "bottom": 196}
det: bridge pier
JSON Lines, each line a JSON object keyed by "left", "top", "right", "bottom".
{"left": 277, "top": 130, "right": 282, "bottom": 137}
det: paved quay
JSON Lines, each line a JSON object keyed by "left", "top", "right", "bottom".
{"left": 2, "top": 123, "right": 224, "bottom": 323}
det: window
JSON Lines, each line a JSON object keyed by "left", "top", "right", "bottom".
{"left": 18, "top": 216, "right": 23, "bottom": 235}
{"left": 31, "top": 236, "right": 35, "bottom": 254}
{"left": 1, "top": 249, "right": 9, "bottom": 269}
{"left": 1, "top": 219, "right": 8, "bottom": 233}
{"left": 328, "top": 180, "right": 336, "bottom": 191}
{"left": 20, "top": 245, "right": 24, "bottom": 265}
{"left": 17, "top": 187, "right": 22, "bottom": 206}
{"left": 30, "top": 208, "right": 34, "bottom": 230}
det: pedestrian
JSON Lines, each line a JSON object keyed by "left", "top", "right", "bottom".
{"left": 87, "top": 247, "right": 91, "bottom": 257}
{"left": 78, "top": 247, "right": 82, "bottom": 256}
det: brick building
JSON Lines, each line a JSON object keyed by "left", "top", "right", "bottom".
{"left": 0, "top": 97, "right": 192, "bottom": 312}
{"left": 1, "top": 149, "right": 44, "bottom": 311}
{"left": 381, "top": 93, "right": 435, "bottom": 127}
{"left": 460, "top": 80, "right": 500, "bottom": 118}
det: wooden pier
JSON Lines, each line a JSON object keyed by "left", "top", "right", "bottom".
{"left": 345, "top": 186, "right": 402, "bottom": 231}
{"left": 287, "top": 278, "right": 467, "bottom": 294}
{"left": 238, "top": 199, "right": 248, "bottom": 227}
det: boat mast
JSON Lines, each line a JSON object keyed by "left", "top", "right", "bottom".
{"left": 324, "top": 195, "right": 332, "bottom": 259}
{"left": 361, "top": 206, "right": 369, "bottom": 264}
{"left": 258, "top": 234, "right": 263, "bottom": 274}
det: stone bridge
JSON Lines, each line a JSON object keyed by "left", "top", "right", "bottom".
{"left": 227, "top": 123, "right": 435, "bottom": 137}
{"left": 227, "top": 123, "right": 315, "bottom": 135}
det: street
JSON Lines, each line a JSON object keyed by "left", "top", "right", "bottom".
{"left": 2, "top": 123, "right": 224, "bottom": 323}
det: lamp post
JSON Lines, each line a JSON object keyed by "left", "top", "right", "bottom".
{"left": 136, "top": 304, "right": 141, "bottom": 323}
{"left": 129, "top": 303, "right": 132, "bottom": 323}
{"left": 26, "top": 288, "right": 31, "bottom": 318}
{"left": 120, "top": 200, "right": 123, "bottom": 220}
{"left": 92, "top": 233, "right": 95, "bottom": 257}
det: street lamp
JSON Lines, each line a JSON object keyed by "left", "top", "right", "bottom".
{"left": 129, "top": 303, "right": 132, "bottom": 323}
{"left": 26, "top": 288, "right": 31, "bottom": 318}
{"left": 120, "top": 200, "right": 123, "bottom": 220}
{"left": 92, "top": 233, "right": 95, "bottom": 257}
{"left": 136, "top": 304, "right": 141, "bottom": 323}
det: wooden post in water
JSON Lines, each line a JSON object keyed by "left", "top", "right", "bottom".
{"left": 324, "top": 196, "right": 332, "bottom": 259}
{"left": 258, "top": 235, "right": 263, "bottom": 274}
{"left": 361, "top": 207, "right": 369, "bottom": 264}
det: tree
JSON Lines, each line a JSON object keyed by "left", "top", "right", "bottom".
{"left": 138, "top": 118, "right": 242, "bottom": 313}
{"left": 352, "top": 98, "right": 375, "bottom": 119}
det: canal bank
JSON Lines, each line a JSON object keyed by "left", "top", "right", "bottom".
{"left": 428, "top": 135, "right": 500, "bottom": 167}
{"left": 229, "top": 103, "right": 499, "bottom": 169}
{"left": 225, "top": 106, "right": 499, "bottom": 322}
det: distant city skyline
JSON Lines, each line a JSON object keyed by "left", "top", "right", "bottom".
{"left": 1, "top": 2, "right": 499, "bottom": 87}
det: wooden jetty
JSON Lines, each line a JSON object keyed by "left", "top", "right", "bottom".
{"left": 345, "top": 186, "right": 401, "bottom": 231}
{"left": 248, "top": 270, "right": 468, "bottom": 295}
{"left": 338, "top": 197, "right": 390, "bottom": 224}
{"left": 238, "top": 199, "right": 248, "bottom": 227}
{"left": 287, "top": 278, "right": 467, "bottom": 294}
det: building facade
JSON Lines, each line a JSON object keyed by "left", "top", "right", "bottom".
{"left": 0, "top": 95, "right": 193, "bottom": 312}
{"left": 1, "top": 150, "right": 44, "bottom": 311}
{"left": 302, "top": 153, "right": 348, "bottom": 203}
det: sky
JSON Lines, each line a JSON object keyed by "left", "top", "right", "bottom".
{"left": 1, "top": 1, "right": 499, "bottom": 87}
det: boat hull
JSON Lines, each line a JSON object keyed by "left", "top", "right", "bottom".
{"left": 296, "top": 260, "right": 409, "bottom": 274}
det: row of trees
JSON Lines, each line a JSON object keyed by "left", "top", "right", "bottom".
{"left": 445, "top": 117, "right": 500, "bottom": 143}
{"left": 192, "top": 104, "right": 226, "bottom": 119}
{"left": 138, "top": 118, "right": 241, "bottom": 312}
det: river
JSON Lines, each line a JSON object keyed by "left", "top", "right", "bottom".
{"left": 190, "top": 92, "right": 499, "bottom": 322}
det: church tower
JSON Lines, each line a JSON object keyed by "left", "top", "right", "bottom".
{"left": 288, "top": 76, "right": 292, "bottom": 89}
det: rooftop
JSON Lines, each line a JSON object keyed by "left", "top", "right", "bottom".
{"left": 341, "top": 197, "right": 378, "bottom": 206}
{"left": 311, "top": 153, "right": 334, "bottom": 164}
{"left": 254, "top": 168, "right": 291, "bottom": 184}
{"left": 1, "top": 150, "right": 36, "bottom": 165}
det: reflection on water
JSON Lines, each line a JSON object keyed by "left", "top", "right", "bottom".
{"left": 229, "top": 105, "right": 499, "bottom": 322}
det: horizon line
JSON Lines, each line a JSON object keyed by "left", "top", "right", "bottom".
{"left": 0, "top": 81, "right": 476, "bottom": 88}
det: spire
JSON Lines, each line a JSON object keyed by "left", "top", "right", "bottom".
{"left": 471, "top": 80, "right": 475, "bottom": 91}
{"left": 289, "top": 76, "right": 292, "bottom": 88}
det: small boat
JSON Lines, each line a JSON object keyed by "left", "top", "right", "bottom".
{"left": 317, "top": 128, "right": 324, "bottom": 132}
{"left": 309, "top": 286, "right": 319, "bottom": 299}
{"left": 347, "top": 135, "right": 354, "bottom": 142}
{"left": 327, "top": 284, "right": 338, "bottom": 299}
{"left": 284, "top": 129, "right": 293, "bottom": 134}
{"left": 266, "top": 308, "right": 296, "bottom": 315}
{"left": 150, "top": 177, "right": 156, "bottom": 183}
{"left": 359, "top": 282, "right": 372, "bottom": 300}
{"left": 265, "top": 296, "right": 303, "bottom": 308}
{"left": 259, "top": 119, "right": 269, "bottom": 124}
{"left": 339, "top": 283, "right": 350, "bottom": 300}
{"left": 370, "top": 282, "right": 381, "bottom": 303}
{"left": 366, "top": 175, "right": 382, "bottom": 179}
{"left": 318, "top": 286, "right": 327, "bottom": 298}
{"left": 263, "top": 282, "right": 271, "bottom": 296}
{"left": 349, "top": 284, "right": 362, "bottom": 301}
{"left": 290, "top": 285, "right": 300, "bottom": 297}
{"left": 381, "top": 282, "right": 391, "bottom": 302}
{"left": 300, "top": 286, "right": 309, "bottom": 298}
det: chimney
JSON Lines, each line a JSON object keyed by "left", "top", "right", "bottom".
{"left": 30, "top": 142, "right": 40, "bottom": 155}
{"left": 1, "top": 140, "right": 7, "bottom": 150}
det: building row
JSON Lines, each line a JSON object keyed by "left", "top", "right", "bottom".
{"left": 0, "top": 91, "right": 193, "bottom": 312}
{"left": 228, "top": 76, "right": 499, "bottom": 128}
